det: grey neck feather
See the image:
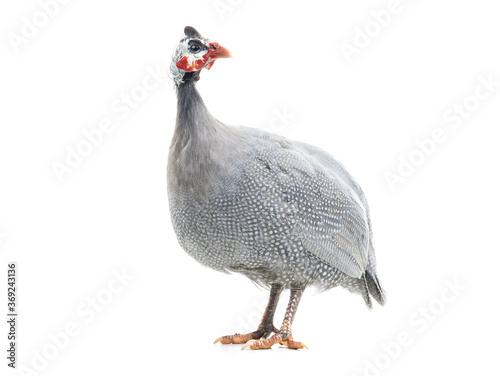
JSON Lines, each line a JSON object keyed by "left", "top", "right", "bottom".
{"left": 173, "top": 79, "right": 212, "bottom": 146}
{"left": 168, "top": 80, "right": 240, "bottom": 196}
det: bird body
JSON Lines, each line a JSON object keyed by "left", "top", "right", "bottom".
{"left": 167, "top": 26, "right": 385, "bottom": 349}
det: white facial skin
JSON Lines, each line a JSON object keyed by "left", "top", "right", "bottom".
{"left": 170, "top": 36, "right": 211, "bottom": 86}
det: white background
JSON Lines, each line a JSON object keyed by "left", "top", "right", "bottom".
{"left": 1, "top": 0, "right": 499, "bottom": 375}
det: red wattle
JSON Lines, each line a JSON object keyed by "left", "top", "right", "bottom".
{"left": 176, "top": 56, "right": 208, "bottom": 72}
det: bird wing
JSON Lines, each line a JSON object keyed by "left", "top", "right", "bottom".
{"left": 292, "top": 140, "right": 370, "bottom": 278}
{"left": 240, "top": 128, "right": 370, "bottom": 278}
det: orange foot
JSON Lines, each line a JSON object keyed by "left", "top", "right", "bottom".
{"left": 213, "top": 326, "right": 279, "bottom": 345}
{"left": 241, "top": 334, "right": 308, "bottom": 350}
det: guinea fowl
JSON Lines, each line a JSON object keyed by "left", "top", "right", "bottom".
{"left": 167, "top": 26, "right": 385, "bottom": 350}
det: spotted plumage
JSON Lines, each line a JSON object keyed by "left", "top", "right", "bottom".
{"left": 167, "top": 27, "right": 385, "bottom": 349}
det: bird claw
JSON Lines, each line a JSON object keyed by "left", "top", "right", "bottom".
{"left": 241, "top": 335, "right": 308, "bottom": 350}
{"left": 213, "top": 337, "right": 223, "bottom": 345}
{"left": 214, "top": 325, "right": 279, "bottom": 345}
{"left": 285, "top": 339, "right": 309, "bottom": 350}
{"left": 241, "top": 340, "right": 258, "bottom": 350}
{"left": 213, "top": 332, "right": 259, "bottom": 345}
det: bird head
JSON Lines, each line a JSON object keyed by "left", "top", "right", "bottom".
{"left": 171, "top": 26, "right": 231, "bottom": 86}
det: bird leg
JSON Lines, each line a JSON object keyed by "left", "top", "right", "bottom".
{"left": 213, "top": 284, "right": 283, "bottom": 345}
{"left": 242, "top": 288, "right": 308, "bottom": 350}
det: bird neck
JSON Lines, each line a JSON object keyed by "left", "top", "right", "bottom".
{"left": 175, "top": 79, "right": 214, "bottom": 139}
{"left": 169, "top": 79, "right": 236, "bottom": 195}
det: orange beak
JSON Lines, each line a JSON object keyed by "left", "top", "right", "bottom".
{"left": 203, "top": 42, "right": 231, "bottom": 70}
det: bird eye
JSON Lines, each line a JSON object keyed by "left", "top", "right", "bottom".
{"left": 188, "top": 41, "right": 203, "bottom": 54}
{"left": 189, "top": 45, "right": 200, "bottom": 53}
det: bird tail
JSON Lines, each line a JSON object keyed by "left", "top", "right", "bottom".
{"left": 360, "top": 275, "right": 373, "bottom": 309}
{"left": 364, "top": 270, "right": 386, "bottom": 307}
